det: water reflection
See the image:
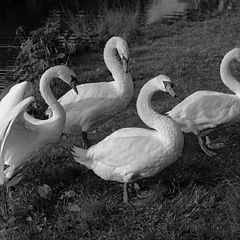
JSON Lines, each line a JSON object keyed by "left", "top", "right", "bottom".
{"left": 149, "top": 0, "right": 192, "bottom": 24}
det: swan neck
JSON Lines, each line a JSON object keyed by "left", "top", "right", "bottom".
{"left": 220, "top": 51, "right": 240, "bottom": 96}
{"left": 136, "top": 82, "right": 177, "bottom": 133}
{"left": 104, "top": 38, "right": 133, "bottom": 98}
{"left": 103, "top": 38, "right": 126, "bottom": 80}
{"left": 39, "top": 71, "right": 66, "bottom": 120}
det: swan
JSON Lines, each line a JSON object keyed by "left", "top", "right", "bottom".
{"left": 167, "top": 48, "right": 240, "bottom": 156}
{"left": 0, "top": 65, "right": 78, "bottom": 185}
{"left": 45, "top": 36, "right": 134, "bottom": 148}
{"left": 72, "top": 75, "right": 184, "bottom": 202}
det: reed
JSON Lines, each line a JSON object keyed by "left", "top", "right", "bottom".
{"left": 95, "top": 3, "right": 141, "bottom": 43}
{"left": 62, "top": 3, "right": 142, "bottom": 47}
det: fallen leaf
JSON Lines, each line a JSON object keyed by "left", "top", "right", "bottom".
{"left": 67, "top": 204, "right": 81, "bottom": 212}
{"left": 38, "top": 184, "right": 52, "bottom": 200}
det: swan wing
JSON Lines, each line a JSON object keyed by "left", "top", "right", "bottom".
{"left": 0, "top": 81, "right": 29, "bottom": 121}
{"left": 47, "top": 81, "right": 130, "bottom": 132}
{"left": 167, "top": 91, "right": 240, "bottom": 132}
{"left": 0, "top": 96, "right": 34, "bottom": 184}
{"left": 88, "top": 128, "right": 162, "bottom": 168}
{"left": 45, "top": 82, "right": 115, "bottom": 117}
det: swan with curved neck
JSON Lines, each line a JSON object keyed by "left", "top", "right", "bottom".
{"left": 167, "top": 48, "right": 240, "bottom": 156}
{"left": 0, "top": 65, "right": 78, "bottom": 183}
{"left": 72, "top": 75, "right": 184, "bottom": 202}
{"left": 45, "top": 36, "right": 134, "bottom": 148}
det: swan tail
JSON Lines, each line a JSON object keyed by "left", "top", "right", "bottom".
{"left": 71, "top": 146, "right": 93, "bottom": 169}
{"left": 166, "top": 111, "right": 192, "bottom": 133}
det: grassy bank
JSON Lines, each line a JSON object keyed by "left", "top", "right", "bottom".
{"left": 2, "top": 7, "right": 240, "bottom": 240}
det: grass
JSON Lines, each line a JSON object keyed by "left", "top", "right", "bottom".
{"left": 2, "top": 5, "right": 240, "bottom": 240}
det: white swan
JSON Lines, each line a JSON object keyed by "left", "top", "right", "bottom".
{"left": 0, "top": 65, "right": 78, "bottom": 185}
{"left": 46, "top": 36, "right": 134, "bottom": 148}
{"left": 167, "top": 48, "right": 240, "bottom": 156}
{"left": 72, "top": 75, "right": 184, "bottom": 202}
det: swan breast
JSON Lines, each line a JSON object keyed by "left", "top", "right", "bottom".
{"left": 86, "top": 127, "right": 183, "bottom": 183}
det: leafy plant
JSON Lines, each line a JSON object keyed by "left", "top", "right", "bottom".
{"left": 12, "top": 9, "right": 74, "bottom": 84}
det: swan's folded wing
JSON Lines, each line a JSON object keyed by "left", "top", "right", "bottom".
{"left": 0, "top": 97, "right": 34, "bottom": 184}
{"left": 167, "top": 92, "right": 240, "bottom": 131}
{"left": 88, "top": 128, "right": 161, "bottom": 168}
{"left": 193, "top": 96, "right": 240, "bottom": 126}
{"left": 45, "top": 82, "right": 115, "bottom": 117}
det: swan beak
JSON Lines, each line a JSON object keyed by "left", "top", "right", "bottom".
{"left": 236, "top": 56, "right": 240, "bottom": 62}
{"left": 31, "top": 100, "right": 38, "bottom": 109}
{"left": 122, "top": 56, "right": 129, "bottom": 73}
{"left": 70, "top": 76, "right": 78, "bottom": 94}
{"left": 166, "top": 85, "right": 177, "bottom": 98}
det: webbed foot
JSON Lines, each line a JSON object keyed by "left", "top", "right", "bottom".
{"left": 205, "top": 136, "right": 225, "bottom": 149}
{"left": 198, "top": 135, "right": 217, "bottom": 157}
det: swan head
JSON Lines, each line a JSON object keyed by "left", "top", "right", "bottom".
{"left": 116, "top": 37, "right": 129, "bottom": 73}
{"left": 48, "top": 65, "right": 78, "bottom": 94}
{"left": 233, "top": 48, "right": 240, "bottom": 62}
{"left": 152, "top": 75, "right": 176, "bottom": 97}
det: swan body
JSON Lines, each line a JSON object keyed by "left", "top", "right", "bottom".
{"left": 0, "top": 65, "right": 78, "bottom": 183}
{"left": 167, "top": 48, "right": 240, "bottom": 156}
{"left": 73, "top": 75, "right": 184, "bottom": 202}
{"left": 46, "top": 36, "right": 134, "bottom": 147}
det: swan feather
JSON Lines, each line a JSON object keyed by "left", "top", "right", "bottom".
{"left": 167, "top": 91, "right": 240, "bottom": 132}
{"left": 0, "top": 97, "right": 34, "bottom": 184}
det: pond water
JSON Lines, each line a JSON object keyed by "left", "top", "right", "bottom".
{"left": 0, "top": 0, "right": 227, "bottom": 76}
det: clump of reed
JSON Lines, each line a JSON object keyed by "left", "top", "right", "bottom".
{"left": 63, "top": 3, "right": 142, "bottom": 47}
{"left": 95, "top": 3, "right": 141, "bottom": 43}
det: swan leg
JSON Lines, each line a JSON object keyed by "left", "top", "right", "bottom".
{"left": 82, "top": 131, "right": 91, "bottom": 149}
{"left": 133, "top": 183, "right": 141, "bottom": 197}
{"left": 205, "top": 136, "right": 225, "bottom": 149}
{"left": 200, "top": 121, "right": 233, "bottom": 137}
{"left": 197, "top": 135, "right": 217, "bottom": 157}
{"left": 123, "top": 182, "right": 129, "bottom": 203}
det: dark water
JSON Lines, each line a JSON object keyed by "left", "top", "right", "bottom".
{"left": 0, "top": 0, "right": 227, "bottom": 74}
